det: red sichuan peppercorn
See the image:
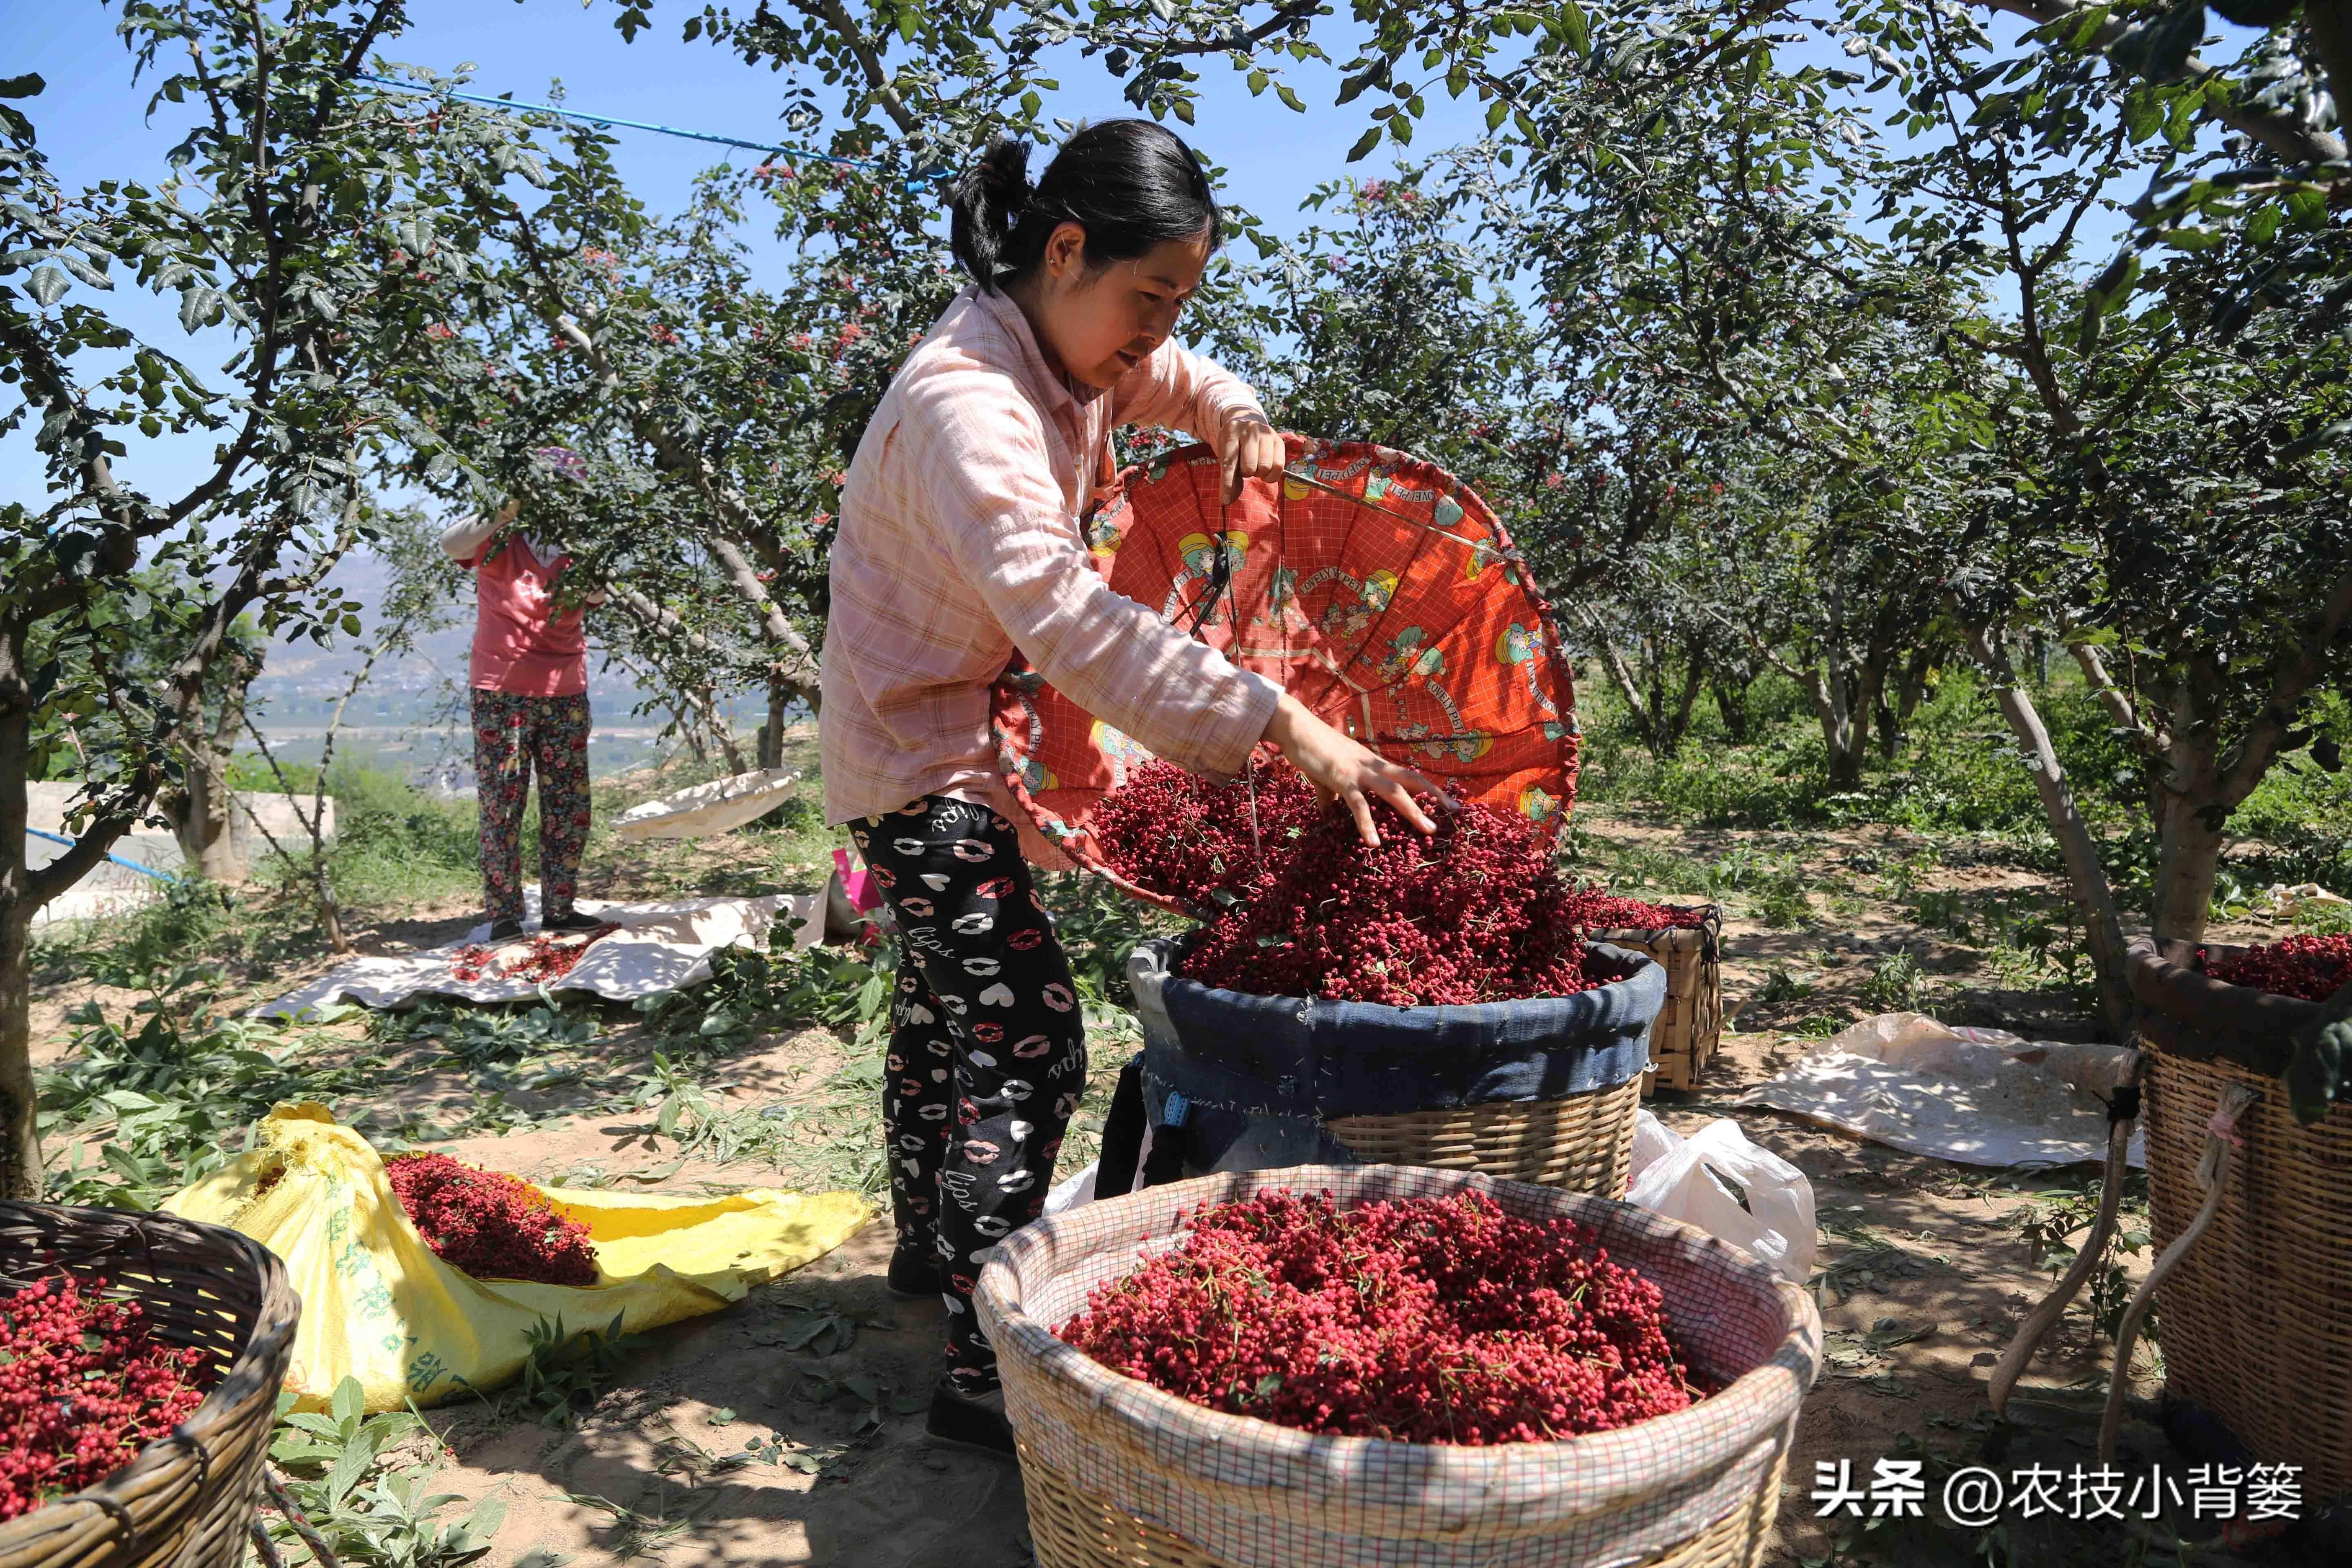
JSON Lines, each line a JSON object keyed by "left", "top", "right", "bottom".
{"left": 1060, "top": 1189, "right": 1709, "bottom": 1445}
{"left": 386, "top": 1153, "right": 599, "bottom": 1286}
{"left": 2206, "top": 933, "right": 2352, "bottom": 1003}
{"left": 0, "top": 1275, "right": 211, "bottom": 1521}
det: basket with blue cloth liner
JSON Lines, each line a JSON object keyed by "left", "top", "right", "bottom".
{"left": 1092, "top": 937, "right": 1666, "bottom": 1199}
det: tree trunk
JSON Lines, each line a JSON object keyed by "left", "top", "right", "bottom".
{"left": 168, "top": 652, "right": 260, "bottom": 883}
{"left": 2149, "top": 670, "right": 2230, "bottom": 948}
{"left": 1966, "top": 625, "right": 2136, "bottom": 1036}
{"left": 0, "top": 909, "right": 34, "bottom": 1200}
{"left": 170, "top": 752, "right": 248, "bottom": 883}
{"left": 2151, "top": 802, "right": 2227, "bottom": 948}
{"left": 1711, "top": 677, "right": 1753, "bottom": 744}
{"left": 758, "top": 678, "right": 791, "bottom": 769}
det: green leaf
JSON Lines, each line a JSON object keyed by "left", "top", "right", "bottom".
{"left": 27, "top": 265, "right": 68, "bottom": 307}
{"left": 1346, "top": 127, "right": 1381, "bottom": 163}
{"left": 1559, "top": 3, "right": 1590, "bottom": 57}
{"left": 1276, "top": 83, "right": 1304, "bottom": 112}
{"left": 1487, "top": 100, "right": 1508, "bottom": 131}
{"left": 1247, "top": 70, "right": 1268, "bottom": 97}
{"left": 331, "top": 1375, "right": 365, "bottom": 1428}
{"left": 0, "top": 74, "right": 45, "bottom": 98}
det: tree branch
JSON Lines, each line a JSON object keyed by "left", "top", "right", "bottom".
{"left": 2069, "top": 639, "right": 2168, "bottom": 758}
{"left": 793, "top": 0, "right": 922, "bottom": 135}
{"left": 1974, "top": 0, "right": 2348, "bottom": 165}
{"left": 2217, "top": 564, "right": 2352, "bottom": 806}
{"left": 1964, "top": 619, "right": 2136, "bottom": 1033}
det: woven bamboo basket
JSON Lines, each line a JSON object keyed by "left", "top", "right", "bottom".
{"left": 2129, "top": 939, "right": 2352, "bottom": 1497}
{"left": 1590, "top": 908, "right": 1722, "bottom": 1095}
{"left": 978, "top": 1165, "right": 1821, "bottom": 1568}
{"left": 1326, "top": 1078, "right": 1642, "bottom": 1196}
{"left": 0, "top": 1203, "right": 300, "bottom": 1568}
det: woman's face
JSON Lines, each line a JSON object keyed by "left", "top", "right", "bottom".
{"left": 1022, "top": 224, "right": 1212, "bottom": 391}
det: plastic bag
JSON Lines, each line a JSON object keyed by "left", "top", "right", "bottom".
{"left": 163, "top": 1104, "right": 869, "bottom": 1412}
{"left": 1625, "top": 1110, "right": 1817, "bottom": 1285}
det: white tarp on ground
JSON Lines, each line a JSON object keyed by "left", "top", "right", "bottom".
{"left": 612, "top": 767, "right": 804, "bottom": 842}
{"left": 1737, "top": 1011, "right": 2145, "bottom": 1169}
{"left": 259, "top": 888, "right": 824, "bottom": 1018}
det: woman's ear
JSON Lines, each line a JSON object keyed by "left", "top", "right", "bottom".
{"left": 1042, "top": 220, "right": 1089, "bottom": 284}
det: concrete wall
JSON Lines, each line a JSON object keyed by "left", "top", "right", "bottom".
{"left": 24, "top": 782, "right": 336, "bottom": 922}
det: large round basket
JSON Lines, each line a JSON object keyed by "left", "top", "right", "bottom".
{"left": 977, "top": 1164, "right": 1820, "bottom": 1568}
{"left": 1323, "top": 1078, "right": 1643, "bottom": 1194}
{"left": 1126, "top": 940, "right": 1664, "bottom": 1198}
{"left": 0, "top": 1203, "right": 300, "bottom": 1568}
{"left": 2128, "top": 938, "right": 2352, "bottom": 1496}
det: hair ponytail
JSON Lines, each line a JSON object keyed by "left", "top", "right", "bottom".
{"left": 949, "top": 138, "right": 1036, "bottom": 287}
{"left": 947, "top": 121, "right": 1222, "bottom": 294}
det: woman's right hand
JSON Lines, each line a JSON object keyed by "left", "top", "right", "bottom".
{"left": 1262, "top": 693, "right": 1450, "bottom": 846}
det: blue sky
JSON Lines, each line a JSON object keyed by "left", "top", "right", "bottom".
{"left": 5, "top": 0, "right": 2212, "bottom": 512}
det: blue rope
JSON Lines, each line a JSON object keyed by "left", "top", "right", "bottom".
{"left": 25, "top": 826, "right": 178, "bottom": 884}
{"left": 351, "top": 73, "right": 952, "bottom": 192}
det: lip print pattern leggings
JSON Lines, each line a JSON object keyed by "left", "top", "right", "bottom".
{"left": 853, "top": 797, "right": 1088, "bottom": 1395}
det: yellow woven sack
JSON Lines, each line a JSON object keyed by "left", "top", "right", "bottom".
{"left": 163, "top": 1103, "right": 869, "bottom": 1412}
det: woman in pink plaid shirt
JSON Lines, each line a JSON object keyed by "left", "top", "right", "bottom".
{"left": 821, "top": 121, "right": 1446, "bottom": 1456}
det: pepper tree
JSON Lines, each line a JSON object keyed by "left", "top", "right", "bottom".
{"left": 0, "top": 1, "right": 557, "bottom": 1199}
{"left": 1827, "top": 0, "right": 2352, "bottom": 1037}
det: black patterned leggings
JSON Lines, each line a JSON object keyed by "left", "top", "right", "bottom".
{"left": 851, "top": 797, "right": 1088, "bottom": 1394}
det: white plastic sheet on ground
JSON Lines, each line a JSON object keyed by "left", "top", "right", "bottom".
{"left": 612, "top": 766, "right": 804, "bottom": 842}
{"left": 259, "top": 889, "right": 822, "bottom": 1018}
{"left": 1737, "top": 1011, "right": 2145, "bottom": 1169}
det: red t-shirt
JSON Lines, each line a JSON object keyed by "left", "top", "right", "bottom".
{"left": 462, "top": 536, "right": 588, "bottom": 696}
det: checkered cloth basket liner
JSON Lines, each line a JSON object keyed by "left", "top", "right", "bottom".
{"left": 993, "top": 434, "right": 1579, "bottom": 912}
{"left": 976, "top": 1164, "right": 1821, "bottom": 1567}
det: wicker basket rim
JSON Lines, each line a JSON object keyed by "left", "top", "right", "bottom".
{"left": 1133, "top": 935, "right": 1663, "bottom": 1020}
{"left": 977, "top": 1165, "right": 1820, "bottom": 1515}
{"left": 0, "top": 1203, "right": 299, "bottom": 1551}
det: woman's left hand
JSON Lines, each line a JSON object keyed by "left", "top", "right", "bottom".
{"left": 1219, "top": 413, "right": 1287, "bottom": 504}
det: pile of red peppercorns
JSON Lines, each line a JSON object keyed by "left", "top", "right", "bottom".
{"left": 1572, "top": 891, "right": 1710, "bottom": 932}
{"left": 450, "top": 924, "right": 620, "bottom": 984}
{"left": 2206, "top": 933, "right": 2352, "bottom": 1003}
{"left": 1060, "top": 1189, "right": 1707, "bottom": 1445}
{"left": 1090, "top": 756, "right": 1323, "bottom": 909}
{"left": 1175, "top": 795, "right": 1606, "bottom": 1006}
{"left": 386, "top": 1154, "right": 599, "bottom": 1286}
{"left": 0, "top": 1274, "right": 212, "bottom": 1521}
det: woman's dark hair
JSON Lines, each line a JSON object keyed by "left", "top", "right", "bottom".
{"left": 949, "top": 121, "right": 1222, "bottom": 293}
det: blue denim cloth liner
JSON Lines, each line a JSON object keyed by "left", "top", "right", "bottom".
{"left": 1127, "top": 938, "right": 1667, "bottom": 1176}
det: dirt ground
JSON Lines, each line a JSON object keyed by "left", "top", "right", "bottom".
{"left": 33, "top": 808, "right": 2339, "bottom": 1568}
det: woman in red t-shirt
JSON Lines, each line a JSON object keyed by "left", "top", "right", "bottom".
{"left": 439, "top": 499, "right": 608, "bottom": 938}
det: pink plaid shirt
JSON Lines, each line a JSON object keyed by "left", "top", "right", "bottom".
{"left": 820, "top": 285, "right": 1283, "bottom": 840}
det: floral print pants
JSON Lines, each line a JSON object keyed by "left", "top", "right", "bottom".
{"left": 471, "top": 689, "right": 592, "bottom": 926}
{"left": 853, "top": 796, "right": 1088, "bottom": 1394}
